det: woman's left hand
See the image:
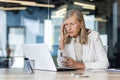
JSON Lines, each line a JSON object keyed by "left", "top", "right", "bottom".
{"left": 61, "top": 56, "right": 85, "bottom": 69}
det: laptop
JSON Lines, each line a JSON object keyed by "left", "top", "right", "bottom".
{"left": 22, "top": 43, "right": 77, "bottom": 71}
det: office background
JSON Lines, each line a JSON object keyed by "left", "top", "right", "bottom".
{"left": 0, "top": 0, "right": 120, "bottom": 68}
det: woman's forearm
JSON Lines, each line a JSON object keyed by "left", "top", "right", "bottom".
{"left": 59, "top": 28, "right": 66, "bottom": 50}
{"left": 59, "top": 39, "right": 64, "bottom": 50}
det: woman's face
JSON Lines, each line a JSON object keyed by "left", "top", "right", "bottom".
{"left": 64, "top": 15, "right": 82, "bottom": 38}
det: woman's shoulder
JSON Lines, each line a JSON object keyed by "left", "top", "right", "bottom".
{"left": 87, "top": 29, "right": 100, "bottom": 38}
{"left": 89, "top": 29, "right": 99, "bottom": 34}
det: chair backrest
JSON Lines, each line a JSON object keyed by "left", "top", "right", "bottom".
{"left": 0, "top": 48, "right": 4, "bottom": 57}
{"left": 103, "top": 46, "right": 108, "bottom": 54}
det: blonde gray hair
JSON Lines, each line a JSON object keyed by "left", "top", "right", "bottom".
{"left": 64, "top": 9, "right": 88, "bottom": 44}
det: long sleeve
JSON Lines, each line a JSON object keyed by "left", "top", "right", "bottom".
{"left": 84, "top": 32, "right": 109, "bottom": 70}
{"left": 57, "top": 48, "right": 67, "bottom": 67}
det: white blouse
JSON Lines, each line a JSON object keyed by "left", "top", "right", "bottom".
{"left": 69, "top": 37, "right": 83, "bottom": 61}
{"left": 57, "top": 30, "right": 109, "bottom": 70}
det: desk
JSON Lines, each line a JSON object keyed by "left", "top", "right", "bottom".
{"left": 0, "top": 69, "right": 120, "bottom": 80}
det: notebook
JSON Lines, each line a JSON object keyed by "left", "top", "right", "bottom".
{"left": 22, "top": 43, "right": 77, "bottom": 71}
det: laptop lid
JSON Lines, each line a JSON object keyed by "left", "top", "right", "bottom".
{"left": 22, "top": 44, "right": 57, "bottom": 71}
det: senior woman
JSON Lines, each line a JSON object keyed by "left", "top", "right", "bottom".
{"left": 57, "top": 9, "right": 109, "bottom": 70}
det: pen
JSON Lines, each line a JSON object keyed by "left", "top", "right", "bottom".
{"left": 58, "top": 74, "right": 89, "bottom": 78}
{"left": 75, "top": 75, "right": 89, "bottom": 78}
{"left": 70, "top": 73, "right": 89, "bottom": 78}
{"left": 28, "top": 60, "right": 34, "bottom": 73}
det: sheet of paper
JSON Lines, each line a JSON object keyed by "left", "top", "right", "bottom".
{"left": 106, "top": 69, "right": 120, "bottom": 72}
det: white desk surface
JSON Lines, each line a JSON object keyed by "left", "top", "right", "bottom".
{"left": 0, "top": 69, "right": 120, "bottom": 80}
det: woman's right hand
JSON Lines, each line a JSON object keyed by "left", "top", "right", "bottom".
{"left": 60, "top": 23, "right": 69, "bottom": 41}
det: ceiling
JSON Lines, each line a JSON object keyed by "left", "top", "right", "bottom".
{"left": 0, "top": 0, "right": 108, "bottom": 17}
{"left": 0, "top": 0, "right": 94, "bottom": 8}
